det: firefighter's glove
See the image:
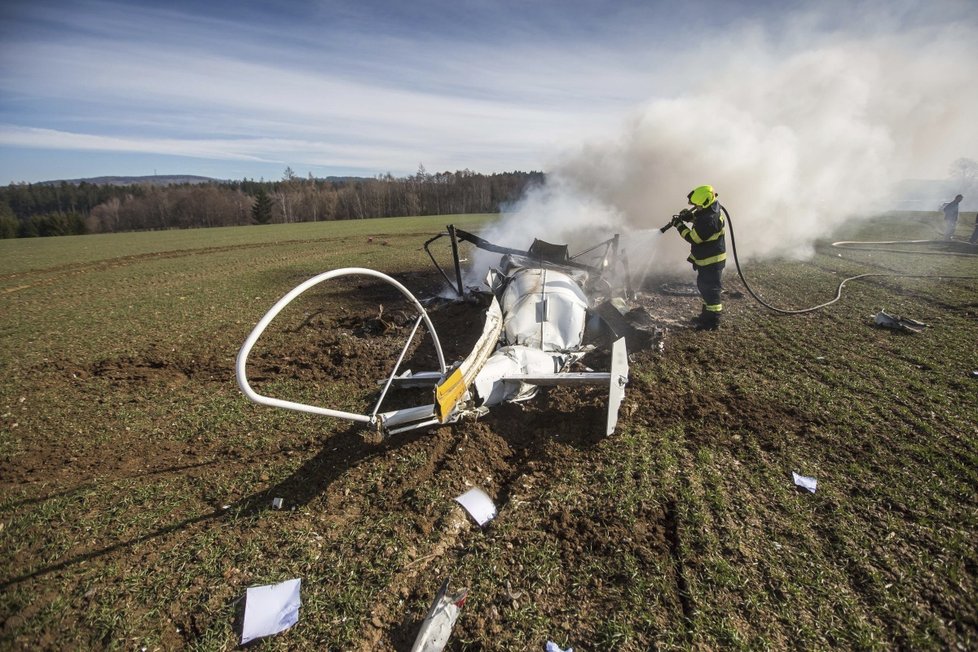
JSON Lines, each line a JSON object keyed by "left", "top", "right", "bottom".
{"left": 670, "top": 214, "right": 686, "bottom": 229}
{"left": 678, "top": 208, "right": 693, "bottom": 221}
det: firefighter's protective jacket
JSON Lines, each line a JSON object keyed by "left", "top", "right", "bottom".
{"left": 679, "top": 202, "right": 726, "bottom": 268}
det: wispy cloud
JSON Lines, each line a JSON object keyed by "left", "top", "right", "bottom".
{"left": 0, "top": 0, "right": 675, "bottom": 181}
{"left": 0, "top": 126, "right": 279, "bottom": 162}
{"left": 0, "top": 0, "right": 975, "bottom": 184}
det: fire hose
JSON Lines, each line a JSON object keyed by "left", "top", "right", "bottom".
{"left": 661, "top": 208, "right": 978, "bottom": 314}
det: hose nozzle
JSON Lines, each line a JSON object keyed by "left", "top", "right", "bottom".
{"left": 661, "top": 209, "right": 691, "bottom": 233}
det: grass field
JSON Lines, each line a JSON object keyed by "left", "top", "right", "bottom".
{"left": 1, "top": 212, "right": 976, "bottom": 650}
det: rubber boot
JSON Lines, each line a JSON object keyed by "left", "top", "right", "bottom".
{"left": 695, "top": 310, "right": 721, "bottom": 331}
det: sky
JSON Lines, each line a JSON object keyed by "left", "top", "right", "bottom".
{"left": 3, "top": 0, "right": 973, "bottom": 188}
{"left": 0, "top": 0, "right": 756, "bottom": 184}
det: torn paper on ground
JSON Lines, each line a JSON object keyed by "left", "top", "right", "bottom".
{"left": 454, "top": 487, "right": 497, "bottom": 526}
{"left": 546, "top": 642, "right": 574, "bottom": 652}
{"left": 792, "top": 472, "right": 817, "bottom": 493}
{"left": 241, "top": 578, "right": 301, "bottom": 644}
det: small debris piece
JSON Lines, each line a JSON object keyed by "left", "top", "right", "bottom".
{"left": 873, "top": 310, "right": 926, "bottom": 334}
{"left": 411, "top": 578, "right": 467, "bottom": 652}
{"left": 241, "top": 578, "right": 301, "bottom": 645}
{"left": 546, "top": 642, "right": 574, "bottom": 652}
{"left": 271, "top": 497, "right": 284, "bottom": 510}
{"left": 454, "top": 488, "right": 497, "bottom": 526}
{"left": 792, "top": 472, "right": 817, "bottom": 493}
{"left": 970, "top": 370, "right": 978, "bottom": 378}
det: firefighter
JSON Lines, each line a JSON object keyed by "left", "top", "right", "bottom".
{"left": 942, "top": 194, "right": 964, "bottom": 239}
{"left": 669, "top": 185, "right": 726, "bottom": 330}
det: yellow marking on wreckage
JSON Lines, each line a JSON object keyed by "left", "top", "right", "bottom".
{"left": 434, "top": 297, "right": 503, "bottom": 423}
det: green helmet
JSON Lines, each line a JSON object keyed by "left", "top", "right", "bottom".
{"left": 687, "top": 185, "right": 717, "bottom": 208}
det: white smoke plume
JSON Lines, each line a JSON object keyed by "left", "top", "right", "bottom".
{"left": 470, "top": 6, "right": 978, "bottom": 284}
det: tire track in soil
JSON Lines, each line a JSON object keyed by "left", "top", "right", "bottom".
{"left": 354, "top": 426, "right": 472, "bottom": 652}
{"left": 358, "top": 390, "right": 612, "bottom": 650}
{"left": 664, "top": 497, "right": 695, "bottom": 641}
{"left": 358, "top": 509, "right": 470, "bottom": 652}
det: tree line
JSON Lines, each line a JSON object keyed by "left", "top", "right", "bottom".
{"left": 0, "top": 166, "right": 544, "bottom": 238}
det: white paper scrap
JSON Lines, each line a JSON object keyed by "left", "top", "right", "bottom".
{"left": 241, "top": 578, "right": 301, "bottom": 644}
{"left": 546, "top": 642, "right": 573, "bottom": 652}
{"left": 792, "top": 472, "right": 817, "bottom": 493}
{"left": 454, "top": 487, "right": 497, "bottom": 526}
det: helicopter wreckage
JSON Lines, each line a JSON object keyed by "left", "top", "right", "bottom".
{"left": 236, "top": 225, "right": 652, "bottom": 437}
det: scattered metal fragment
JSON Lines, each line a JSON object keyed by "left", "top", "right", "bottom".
{"left": 792, "top": 472, "right": 817, "bottom": 493}
{"left": 873, "top": 310, "right": 927, "bottom": 334}
{"left": 454, "top": 487, "right": 497, "bottom": 526}
{"left": 546, "top": 642, "right": 574, "bottom": 652}
{"left": 411, "top": 578, "right": 467, "bottom": 652}
{"left": 240, "top": 578, "right": 301, "bottom": 645}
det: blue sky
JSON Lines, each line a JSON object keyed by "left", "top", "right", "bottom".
{"left": 0, "top": 0, "right": 975, "bottom": 184}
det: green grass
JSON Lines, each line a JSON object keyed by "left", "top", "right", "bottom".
{"left": 0, "top": 214, "right": 496, "bottom": 274}
{"left": 1, "top": 211, "right": 977, "bottom": 650}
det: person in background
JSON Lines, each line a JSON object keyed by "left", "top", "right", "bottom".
{"left": 668, "top": 185, "right": 726, "bottom": 330}
{"left": 969, "top": 211, "right": 978, "bottom": 245}
{"left": 941, "top": 194, "right": 963, "bottom": 239}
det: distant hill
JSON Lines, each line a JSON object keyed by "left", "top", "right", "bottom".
{"left": 36, "top": 175, "right": 220, "bottom": 187}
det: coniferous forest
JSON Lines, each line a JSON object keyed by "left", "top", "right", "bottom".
{"left": 0, "top": 167, "right": 544, "bottom": 238}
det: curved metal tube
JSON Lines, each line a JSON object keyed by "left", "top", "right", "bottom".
{"left": 236, "top": 267, "right": 447, "bottom": 423}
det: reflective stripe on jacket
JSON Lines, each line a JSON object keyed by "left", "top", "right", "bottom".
{"left": 679, "top": 202, "right": 726, "bottom": 268}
